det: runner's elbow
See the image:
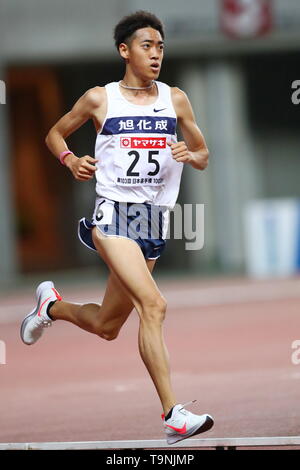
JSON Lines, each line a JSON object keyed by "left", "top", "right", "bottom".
{"left": 45, "top": 127, "right": 55, "bottom": 147}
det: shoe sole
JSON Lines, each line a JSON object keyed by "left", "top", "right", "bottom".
{"left": 167, "top": 415, "right": 214, "bottom": 445}
{"left": 20, "top": 281, "right": 53, "bottom": 345}
{"left": 20, "top": 307, "right": 40, "bottom": 345}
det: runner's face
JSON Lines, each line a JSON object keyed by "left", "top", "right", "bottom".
{"left": 123, "top": 27, "right": 164, "bottom": 80}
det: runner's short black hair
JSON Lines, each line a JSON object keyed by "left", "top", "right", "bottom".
{"left": 114, "top": 10, "right": 165, "bottom": 51}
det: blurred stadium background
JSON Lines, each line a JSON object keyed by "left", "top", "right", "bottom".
{"left": 0, "top": 0, "right": 299, "bottom": 286}
{"left": 1, "top": 0, "right": 300, "bottom": 447}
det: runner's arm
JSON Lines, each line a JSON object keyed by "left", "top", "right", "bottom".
{"left": 45, "top": 87, "right": 103, "bottom": 180}
{"left": 171, "top": 88, "right": 209, "bottom": 170}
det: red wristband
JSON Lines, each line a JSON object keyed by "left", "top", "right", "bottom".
{"left": 59, "top": 150, "right": 74, "bottom": 166}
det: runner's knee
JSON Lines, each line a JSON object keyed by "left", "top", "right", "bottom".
{"left": 95, "top": 324, "right": 119, "bottom": 341}
{"left": 93, "top": 315, "right": 121, "bottom": 341}
{"left": 140, "top": 295, "right": 167, "bottom": 324}
{"left": 100, "top": 329, "right": 119, "bottom": 341}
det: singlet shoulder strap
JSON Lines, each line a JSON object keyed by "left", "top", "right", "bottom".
{"left": 155, "top": 81, "right": 176, "bottom": 115}
{"left": 103, "top": 82, "right": 120, "bottom": 116}
{"left": 104, "top": 82, "right": 119, "bottom": 100}
{"left": 105, "top": 81, "right": 118, "bottom": 93}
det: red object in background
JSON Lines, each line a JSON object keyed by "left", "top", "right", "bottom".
{"left": 221, "top": 0, "right": 273, "bottom": 38}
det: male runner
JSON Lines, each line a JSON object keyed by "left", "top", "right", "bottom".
{"left": 20, "top": 11, "right": 213, "bottom": 445}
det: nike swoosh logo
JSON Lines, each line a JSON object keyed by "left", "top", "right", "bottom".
{"left": 153, "top": 108, "right": 167, "bottom": 113}
{"left": 52, "top": 288, "right": 62, "bottom": 301}
{"left": 37, "top": 297, "right": 51, "bottom": 317}
{"left": 165, "top": 422, "right": 187, "bottom": 434}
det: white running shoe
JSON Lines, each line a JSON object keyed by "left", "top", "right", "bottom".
{"left": 20, "top": 281, "right": 62, "bottom": 345}
{"left": 162, "top": 402, "right": 214, "bottom": 445}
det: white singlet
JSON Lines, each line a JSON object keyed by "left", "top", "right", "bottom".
{"left": 94, "top": 81, "right": 183, "bottom": 209}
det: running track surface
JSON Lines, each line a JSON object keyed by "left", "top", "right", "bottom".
{"left": 0, "top": 275, "right": 300, "bottom": 445}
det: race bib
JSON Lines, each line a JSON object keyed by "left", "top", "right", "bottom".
{"left": 93, "top": 198, "right": 114, "bottom": 225}
{"left": 114, "top": 136, "right": 169, "bottom": 187}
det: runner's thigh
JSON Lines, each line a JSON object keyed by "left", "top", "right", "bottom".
{"left": 92, "top": 227, "right": 165, "bottom": 314}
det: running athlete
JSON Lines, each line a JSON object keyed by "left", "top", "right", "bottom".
{"left": 20, "top": 11, "right": 213, "bottom": 445}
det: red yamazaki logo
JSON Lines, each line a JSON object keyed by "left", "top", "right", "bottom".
{"left": 120, "top": 138, "right": 131, "bottom": 147}
{"left": 120, "top": 137, "right": 166, "bottom": 149}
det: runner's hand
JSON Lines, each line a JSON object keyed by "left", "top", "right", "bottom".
{"left": 167, "top": 141, "right": 193, "bottom": 164}
{"left": 66, "top": 155, "right": 98, "bottom": 181}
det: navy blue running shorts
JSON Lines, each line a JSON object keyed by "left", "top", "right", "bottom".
{"left": 78, "top": 197, "right": 169, "bottom": 260}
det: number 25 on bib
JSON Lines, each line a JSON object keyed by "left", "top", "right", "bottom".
{"left": 115, "top": 136, "right": 169, "bottom": 187}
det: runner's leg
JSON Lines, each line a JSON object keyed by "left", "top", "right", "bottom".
{"left": 91, "top": 228, "right": 177, "bottom": 415}
{"left": 50, "top": 259, "right": 156, "bottom": 340}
